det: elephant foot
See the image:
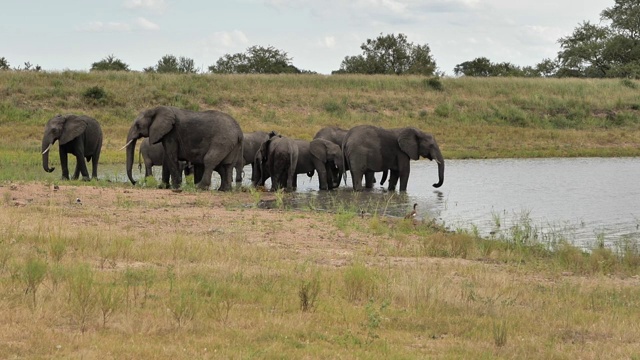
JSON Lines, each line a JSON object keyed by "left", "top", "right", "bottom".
{"left": 158, "top": 183, "right": 171, "bottom": 189}
{"left": 82, "top": 176, "right": 91, "bottom": 181}
{"left": 196, "top": 183, "right": 211, "bottom": 191}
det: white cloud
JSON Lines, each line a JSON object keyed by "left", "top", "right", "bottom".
{"left": 78, "top": 21, "right": 131, "bottom": 32}
{"left": 123, "top": 0, "right": 166, "bottom": 12}
{"left": 207, "top": 30, "right": 250, "bottom": 48}
{"left": 135, "top": 17, "right": 159, "bottom": 30}
{"left": 320, "top": 36, "right": 336, "bottom": 48}
{"left": 77, "top": 17, "right": 159, "bottom": 32}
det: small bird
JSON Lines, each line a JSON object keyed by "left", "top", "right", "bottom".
{"left": 404, "top": 203, "right": 418, "bottom": 220}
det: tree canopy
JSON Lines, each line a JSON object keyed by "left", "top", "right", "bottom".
{"left": 557, "top": 0, "right": 640, "bottom": 78}
{"left": 334, "top": 33, "right": 437, "bottom": 76}
{"left": 90, "top": 55, "right": 130, "bottom": 72}
{"left": 145, "top": 55, "right": 198, "bottom": 74}
{"left": 209, "top": 46, "right": 303, "bottom": 74}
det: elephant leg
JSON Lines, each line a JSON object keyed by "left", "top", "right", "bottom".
{"left": 91, "top": 154, "right": 99, "bottom": 180}
{"left": 159, "top": 165, "right": 171, "bottom": 188}
{"left": 387, "top": 170, "right": 400, "bottom": 191}
{"left": 317, "top": 167, "right": 329, "bottom": 190}
{"left": 60, "top": 151, "right": 70, "bottom": 180}
{"left": 234, "top": 159, "right": 244, "bottom": 183}
{"left": 399, "top": 169, "right": 410, "bottom": 192}
{"left": 349, "top": 169, "right": 364, "bottom": 191}
{"left": 163, "top": 158, "right": 181, "bottom": 189}
{"left": 217, "top": 164, "right": 234, "bottom": 191}
{"left": 72, "top": 160, "right": 81, "bottom": 180}
{"left": 77, "top": 155, "right": 90, "bottom": 181}
{"left": 146, "top": 164, "right": 154, "bottom": 178}
{"left": 364, "top": 171, "right": 375, "bottom": 189}
{"left": 193, "top": 164, "right": 204, "bottom": 184}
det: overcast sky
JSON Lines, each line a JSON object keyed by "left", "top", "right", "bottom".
{"left": 2, "top": 0, "right": 614, "bottom": 75}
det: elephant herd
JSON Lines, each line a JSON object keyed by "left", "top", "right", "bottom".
{"left": 41, "top": 106, "right": 445, "bottom": 192}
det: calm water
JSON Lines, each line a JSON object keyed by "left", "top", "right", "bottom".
{"left": 106, "top": 157, "right": 640, "bottom": 248}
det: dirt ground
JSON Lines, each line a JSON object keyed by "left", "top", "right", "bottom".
{"left": 4, "top": 181, "right": 482, "bottom": 274}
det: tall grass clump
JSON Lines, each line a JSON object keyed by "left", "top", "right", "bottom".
{"left": 343, "top": 262, "right": 378, "bottom": 303}
{"left": 66, "top": 263, "right": 96, "bottom": 333}
{"left": 22, "top": 257, "right": 48, "bottom": 308}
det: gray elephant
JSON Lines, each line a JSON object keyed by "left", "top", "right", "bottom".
{"left": 42, "top": 114, "right": 103, "bottom": 181}
{"left": 314, "top": 126, "right": 385, "bottom": 186}
{"left": 342, "top": 125, "right": 444, "bottom": 191}
{"left": 314, "top": 126, "right": 347, "bottom": 184}
{"left": 124, "top": 106, "right": 243, "bottom": 191}
{"left": 138, "top": 138, "right": 193, "bottom": 181}
{"left": 234, "top": 131, "right": 269, "bottom": 183}
{"left": 314, "top": 126, "right": 348, "bottom": 146}
{"left": 295, "top": 138, "right": 344, "bottom": 190}
{"left": 258, "top": 133, "right": 298, "bottom": 191}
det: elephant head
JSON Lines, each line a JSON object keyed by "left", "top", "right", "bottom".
{"left": 310, "top": 138, "right": 344, "bottom": 189}
{"left": 252, "top": 132, "right": 281, "bottom": 187}
{"left": 124, "top": 107, "right": 174, "bottom": 185}
{"left": 397, "top": 128, "right": 444, "bottom": 188}
{"left": 42, "top": 115, "right": 87, "bottom": 173}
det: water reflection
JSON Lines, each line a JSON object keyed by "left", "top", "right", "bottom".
{"left": 101, "top": 157, "right": 640, "bottom": 249}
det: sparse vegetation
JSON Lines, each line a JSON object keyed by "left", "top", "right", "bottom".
{"left": 0, "top": 71, "right": 639, "bottom": 358}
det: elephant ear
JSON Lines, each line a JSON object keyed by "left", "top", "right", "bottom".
{"left": 149, "top": 107, "right": 175, "bottom": 145}
{"left": 398, "top": 128, "right": 420, "bottom": 160}
{"left": 59, "top": 116, "right": 88, "bottom": 145}
{"left": 309, "top": 139, "right": 327, "bottom": 163}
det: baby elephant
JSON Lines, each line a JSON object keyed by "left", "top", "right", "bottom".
{"left": 41, "top": 114, "right": 103, "bottom": 181}
{"left": 138, "top": 138, "right": 193, "bottom": 184}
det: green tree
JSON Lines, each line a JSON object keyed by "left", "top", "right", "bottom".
{"left": 556, "top": 0, "right": 640, "bottom": 78}
{"left": 0, "top": 57, "right": 10, "bottom": 70}
{"left": 209, "top": 45, "right": 301, "bottom": 74}
{"left": 557, "top": 21, "right": 611, "bottom": 77}
{"left": 334, "top": 33, "right": 437, "bottom": 75}
{"left": 146, "top": 55, "right": 198, "bottom": 73}
{"left": 453, "top": 57, "right": 494, "bottom": 76}
{"left": 91, "top": 55, "right": 130, "bottom": 71}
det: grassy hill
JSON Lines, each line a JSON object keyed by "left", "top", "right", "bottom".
{"left": 1, "top": 71, "right": 640, "bottom": 170}
{"left": 2, "top": 72, "right": 640, "bottom": 358}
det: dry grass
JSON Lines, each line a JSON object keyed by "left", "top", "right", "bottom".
{"left": 1, "top": 72, "right": 640, "bottom": 358}
{"left": 1, "top": 72, "right": 640, "bottom": 171}
{"left": 1, "top": 182, "right": 639, "bottom": 359}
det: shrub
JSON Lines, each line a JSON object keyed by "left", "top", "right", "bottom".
{"left": 82, "top": 86, "right": 109, "bottom": 106}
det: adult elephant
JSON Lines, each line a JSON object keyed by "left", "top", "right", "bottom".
{"left": 42, "top": 114, "right": 103, "bottom": 181}
{"left": 342, "top": 125, "right": 444, "bottom": 191}
{"left": 234, "top": 131, "right": 269, "bottom": 183}
{"left": 296, "top": 138, "right": 344, "bottom": 190}
{"left": 124, "top": 106, "right": 243, "bottom": 191}
{"left": 314, "top": 126, "right": 347, "bottom": 146}
{"left": 258, "top": 134, "right": 298, "bottom": 191}
{"left": 138, "top": 138, "right": 193, "bottom": 181}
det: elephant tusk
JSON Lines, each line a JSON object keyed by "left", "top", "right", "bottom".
{"left": 42, "top": 143, "right": 52, "bottom": 155}
{"left": 434, "top": 159, "right": 442, "bottom": 165}
{"left": 119, "top": 139, "right": 134, "bottom": 151}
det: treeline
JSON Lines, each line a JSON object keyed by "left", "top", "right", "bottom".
{"left": 1, "top": 0, "right": 638, "bottom": 78}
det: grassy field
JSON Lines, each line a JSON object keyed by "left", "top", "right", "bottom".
{"left": 1, "top": 72, "right": 640, "bottom": 358}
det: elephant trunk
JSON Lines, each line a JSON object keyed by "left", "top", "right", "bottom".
{"left": 42, "top": 140, "right": 55, "bottom": 173}
{"left": 432, "top": 150, "right": 445, "bottom": 188}
{"left": 125, "top": 137, "right": 139, "bottom": 185}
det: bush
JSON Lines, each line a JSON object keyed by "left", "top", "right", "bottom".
{"left": 82, "top": 86, "right": 109, "bottom": 106}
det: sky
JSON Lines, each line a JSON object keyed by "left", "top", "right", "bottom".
{"left": 2, "top": 0, "right": 615, "bottom": 76}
